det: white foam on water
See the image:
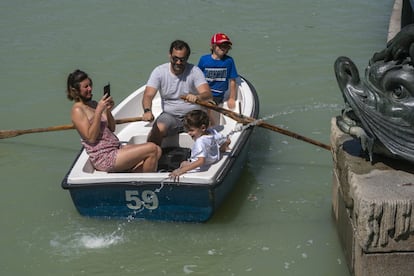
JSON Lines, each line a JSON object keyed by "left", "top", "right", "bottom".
{"left": 78, "top": 232, "right": 123, "bottom": 249}
{"left": 183, "top": 264, "right": 197, "bottom": 274}
{"left": 49, "top": 224, "right": 125, "bottom": 256}
{"left": 284, "top": 262, "right": 290, "bottom": 269}
{"left": 207, "top": 249, "right": 217, "bottom": 255}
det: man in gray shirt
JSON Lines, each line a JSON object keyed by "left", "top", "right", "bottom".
{"left": 142, "top": 40, "right": 212, "bottom": 146}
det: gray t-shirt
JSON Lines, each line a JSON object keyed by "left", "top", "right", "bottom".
{"left": 146, "top": 63, "right": 207, "bottom": 117}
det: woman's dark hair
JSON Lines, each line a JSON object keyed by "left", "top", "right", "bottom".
{"left": 66, "top": 69, "right": 92, "bottom": 101}
{"left": 184, "top": 109, "right": 209, "bottom": 129}
{"left": 169, "top": 40, "right": 191, "bottom": 59}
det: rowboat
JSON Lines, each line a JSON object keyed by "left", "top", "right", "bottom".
{"left": 61, "top": 76, "right": 260, "bottom": 222}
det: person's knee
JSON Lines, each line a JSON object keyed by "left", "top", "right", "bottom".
{"left": 156, "top": 145, "right": 162, "bottom": 158}
{"left": 155, "top": 122, "right": 168, "bottom": 136}
{"left": 147, "top": 142, "right": 162, "bottom": 158}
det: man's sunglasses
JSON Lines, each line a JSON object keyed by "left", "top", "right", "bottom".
{"left": 171, "top": 56, "right": 188, "bottom": 63}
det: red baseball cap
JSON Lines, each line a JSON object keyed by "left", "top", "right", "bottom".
{"left": 211, "top": 33, "right": 232, "bottom": 45}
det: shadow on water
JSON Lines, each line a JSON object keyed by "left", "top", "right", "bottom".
{"left": 209, "top": 128, "right": 272, "bottom": 224}
{"left": 209, "top": 167, "right": 259, "bottom": 224}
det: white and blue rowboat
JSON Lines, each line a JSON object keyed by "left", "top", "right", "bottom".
{"left": 61, "top": 76, "right": 259, "bottom": 222}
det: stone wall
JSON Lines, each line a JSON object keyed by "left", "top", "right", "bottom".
{"left": 331, "top": 117, "right": 414, "bottom": 276}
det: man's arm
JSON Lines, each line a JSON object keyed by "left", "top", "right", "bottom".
{"left": 227, "top": 78, "right": 237, "bottom": 109}
{"left": 185, "top": 83, "right": 212, "bottom": 103}
{"left": 142, "top": 86, "right": 157, "bottom": 121}
{"left": 196, "top": 83, "right": 212, "bottom": 101}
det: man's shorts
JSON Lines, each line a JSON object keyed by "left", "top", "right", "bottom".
{"left": 212, "top": 96, "right": 224, "bottom": 105}
{"left": 155, "top": 112, "right": 185, "bottom": 136}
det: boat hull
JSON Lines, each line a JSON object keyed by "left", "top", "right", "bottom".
{"left": 68, "top": 182, "right": 215, "bottom": 222}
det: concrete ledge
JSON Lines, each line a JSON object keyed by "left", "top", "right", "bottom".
{"left": 331, "top": 117, "right": 414, "bottom": 275}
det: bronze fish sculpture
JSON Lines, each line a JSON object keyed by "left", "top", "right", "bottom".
{"left": 334, "top": 24, "right": 414, "bottom": 163}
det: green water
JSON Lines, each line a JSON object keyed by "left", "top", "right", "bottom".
{"left": 0, "top": 0, "right": 393, "bottom": 275}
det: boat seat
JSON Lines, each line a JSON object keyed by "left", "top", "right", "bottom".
{"left": 127, "top": 133, "right": 194, "bottom": 148}
{"left": 161, "top": 133, "right": 194, "bottom": 148}
{"left": 127, "top": 135, "right": 148, "bottom": 145}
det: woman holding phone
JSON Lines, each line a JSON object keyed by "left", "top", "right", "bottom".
{"left": 66, "top": 69, "right": 161, "bottom": 173}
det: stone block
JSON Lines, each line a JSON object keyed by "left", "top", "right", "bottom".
{"left": 331, "top": 117, "right": 414, "bottom": 276}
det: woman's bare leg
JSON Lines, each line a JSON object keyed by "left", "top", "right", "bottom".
{"left": 112, "top": 142, "right": 161, "bottom": 172}
{"left": 139, "top": 144, "right": 162, "bottom": 172}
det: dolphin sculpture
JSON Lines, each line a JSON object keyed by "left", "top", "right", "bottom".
{"left": 334, "top": 24, "right": 414, "bottom": 163}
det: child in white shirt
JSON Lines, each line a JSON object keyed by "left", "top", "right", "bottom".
{"left": 169, "top": 110, "right": 230, "bottom": 181}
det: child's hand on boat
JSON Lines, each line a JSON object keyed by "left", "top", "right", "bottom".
{"left": 169, "top": 168, "right": 183, "bottom": 182}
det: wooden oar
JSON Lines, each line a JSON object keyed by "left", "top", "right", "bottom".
{"left": 0, "top": 116, "right": 143, "bottom": 139}
{"left": 187, "top": 97, "right": 331, "bottom": 151}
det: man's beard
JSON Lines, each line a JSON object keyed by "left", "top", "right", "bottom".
{"left": 172, "top": 63, "right": 185, "bottom": 74}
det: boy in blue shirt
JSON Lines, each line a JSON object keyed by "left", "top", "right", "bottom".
{"left": 198, "top": 33, "right": 239, "bottom": 113}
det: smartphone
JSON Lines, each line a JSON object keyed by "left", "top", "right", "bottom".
{"left": 104, "top": 83, "right": 111, "bottom": 97}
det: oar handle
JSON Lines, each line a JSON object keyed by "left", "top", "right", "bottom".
{"left": 183, "top": 96, "right": 331, "bottom": 151}
{"left": 0, "top": 116, "right": 143, "bottom": 139}
{"left": 0, "top": 124, "right": 76, "bottom": 139}
{"left": 257, "top": 121, "right": 331, "bottom": 150}
{"left": 115, "top": 116, "right": 143, "bottom": 124}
